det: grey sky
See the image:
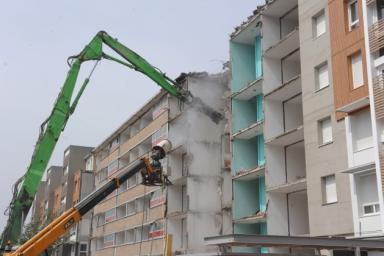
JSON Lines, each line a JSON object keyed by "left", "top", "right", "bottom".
{"left": 0, "top": 0, "right": 263, "bottom": 231}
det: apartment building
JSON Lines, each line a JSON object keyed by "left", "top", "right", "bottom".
{"left": 229, "top": 1, "right": 307, "bottom": 253}
{"left": 222, "top": 0, "right": 384, "bottom": 254}
{"left": 334, "top": 0, "right": 384, "bottom": 238}
{"left": 43, "top": 166, "right": 63, "bottom": 222}
{"left": 65, "top": 153, "right": 95, "bottom": 256}
{"left": 31, "top": 181, "right": 47, "bottom": 224}
{"left": 90, "top": 72, "right": 230, "bottom": 256}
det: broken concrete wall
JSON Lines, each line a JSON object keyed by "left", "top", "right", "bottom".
{"left": 166, "top": 72, "right": 231, "bottom": 254}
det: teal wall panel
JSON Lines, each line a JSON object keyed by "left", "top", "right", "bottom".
{"left": 230, "top": 42, "right": 255, "bottom": 93}
{"left": 232, "top": 137, "right": 259, "bottom": 175}
{"left": 233, "top": 180, "right": 259, "bottom": 219}
{"left": 257, "top": 135, "right": 265, "bottom": 166}
{"left": 256, "top": 94, "right": 264, "bottom": 121}
{"left": 259, "top": 176, "right": 266, "bottom": 211}
{"left": 232, "top": 98, "right": 258, "bottom": 132}
{"left": 255, "top": 36, "right": 262, "bottom": 79}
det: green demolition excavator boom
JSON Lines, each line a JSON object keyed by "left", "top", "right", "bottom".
{"left": 0, "top": 31, "right": 222, "bottom": 250}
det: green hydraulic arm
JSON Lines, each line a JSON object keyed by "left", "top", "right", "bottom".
{"left": 0, "top": 31, "right": 222, "bottom": 250}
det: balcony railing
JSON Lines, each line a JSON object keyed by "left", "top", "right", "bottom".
{"left": 369, "top": 19, "right": 384, "bottom": 53}
{"left": 373, "top": 74, "right": 384, "bottom": 119}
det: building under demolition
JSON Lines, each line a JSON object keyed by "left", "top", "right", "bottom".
{"left": 89, "top": 72, "right": 230, "bottom": 256}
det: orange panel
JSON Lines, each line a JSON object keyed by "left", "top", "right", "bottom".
{"left": 328, "top": 0, "right": 369, "bottom": 120}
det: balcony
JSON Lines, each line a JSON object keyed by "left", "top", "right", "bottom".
{"left": 232, "top": 121, "right": 264, "bottom": 140}
{"left": 265, "top": 75, "right": 301, "bottom": 101}
{"left": 267, "top": 178, "right": 307, "bottom": 194}
{"left": 264, "top": 28, "right": 299, "bottom": 60}
{"left": 231, "top": 78, "right": 263, "bottom": 101}
{"left": 266, "top": 126, "right": 304, "bottom": 146}
{"left": 373, "top": 74, "right": 384, "bottom": 119}
{"left": 232, "top": 165, "right": 265, "bottom": 181}
{"left": 369, "top": 19, "right": 384, "bottom": 53}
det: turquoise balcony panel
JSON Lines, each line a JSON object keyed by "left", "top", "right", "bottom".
{"left": 255, "top": 35, "right": 262, "bottom": 79}
{"left": 232, "top": 95, "right": 263, "bottom": 133}
{"left": 232, "top": 98, "right": 257, "bottom": 132}
{"left": 257, "top": 135, "right": 265, "bottom": 166}
{"left": 259, "top": 176, "right": 266, "bottom": 212}
{"left": 232, "top": 137, "right": 259, "bottom": 175}
{"left": 233, "top": 180, "right": 260, "bottom": 220}
{"left": 256, "top": 94, "right": 264, "bottom": 121}
{"left": 230, "top": 41, "right": 255, "bottom": 93}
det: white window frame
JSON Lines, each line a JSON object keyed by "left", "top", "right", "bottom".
{"left": 348, "top": 0, "right": 359, "bottom": 31}
{"left": 319, "top": 117, "right": 333, "bottom": 145}
{"left": 322, "top": 175, "right": 338, "bottom": 204}
{"left": 313, "top": 10, "right": 326, "bottom": 38}
{"left": 315, "top": 62, "right": 330, "bottom": 91}
{"left": 362, "top": 202, "right": 380, "bottom": 216}
{"left": 351, "top": 51, "right": 364, "bottom": 89}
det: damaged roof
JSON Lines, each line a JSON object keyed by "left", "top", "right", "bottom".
{"left": 230, "top": 0, "right": 275, "bottom": 40}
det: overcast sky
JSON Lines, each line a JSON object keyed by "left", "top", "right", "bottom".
{"left": 0, "top": 0, "right": 264, "bottom": 231}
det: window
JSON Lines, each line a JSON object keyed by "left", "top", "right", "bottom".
{"left": 351, "top": 109, "right": 373, "bottom": 152}
{"left": 96, "top": 168, "right": 108, "bottom": 183}
{"left": 351, "top": 51, "right": 364, "bottom": 89}
{"left": 363, "top": 202, "right": 380, "bottom": 216}
{"left": 109, "top": 137, "right": 120, "bottom": 152}
{"left": 115, "top": 231, "right": 125, "bottom": 245}
{"left": 85, "top": 156, "right": 94, "bottom": 171}
{"left": 79, "top": 243, "right": 87, "bottom": 256}
{"left": 313, "top": 10, "right": 326, "bottom": 38}
{"left": 348, "top": 0, "right": 359, "bottom": 30}
{"left": 103, "top": 234, "right": 115, "bottom": 248}
{"left": 108, "top": 160, "right": 119, "bottom": 176}
{"left": 117, "top": 181, "right": 128, "bottom": 194}
{"left": 96, "top": 213, "right": 105, "bottom": 226}
{"left": 105, "top": 209, "right": 116, "bottom": 223}
{"left": 135, "top": 226, "right": 150, "bottom": 242}
{"left": 116, "top": 204, "right": 127, "bottom": 219}
{"left": 127, "top": 201, "right": 136, "bottom": 215}
{"left": 319, "top": 117, "right": 333, "bottom": 145}
{"left": 125, "top": 229, "right": 135, "bottom": 243}
{"left": 127, "top": 174, "right": 137, "bottom": 188}
{"left": 322, "top": 175, "right": 338, "bottom": 204}
{"left": 315, "top": 62, "right": 329, "bottom": 90}
{"left": 135, "top": 198, "right": 144, "bottom": 212}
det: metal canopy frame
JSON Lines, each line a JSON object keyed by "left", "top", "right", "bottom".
{"left": 205, "top": 235, "right": 384, "bottom": 252}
